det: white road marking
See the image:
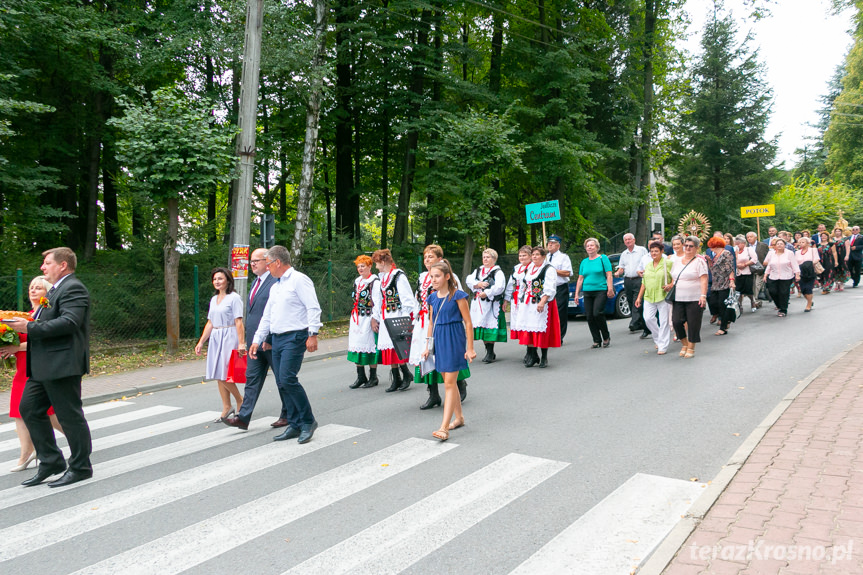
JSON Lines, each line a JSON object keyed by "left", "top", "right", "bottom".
{"left": 69, "top": 438, "right": 457, "bottom": 575}
{"left": 0, "top": 424, "right": 367, "bottom": 561}
{"left": 0, "top": 401, "right": 132, "bottom": 433}
{"left": 510, "top": 473, "right": 705, "bottom": 575}
{"left": 0, "top": 416, "right": 275, "bottom": 511}
{"left": 0, "top": 411, "right": 220, "bottom": 473}
{"left": 0, "top": 405, "right": 180, "bottom": 453}
{"left": 284, "top": 452, "right": 569, "bottom": 575}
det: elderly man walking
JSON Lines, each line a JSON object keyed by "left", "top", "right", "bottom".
{"left": 615, "top": 233, "right": 650, "bottom": 338}
{"left": 545, "top": 235, "right": 573, "bottom": 343}
{"left": 249, "top": 246, "right": 322, "bottom": 444}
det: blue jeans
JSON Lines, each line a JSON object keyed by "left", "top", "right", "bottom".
{"left": 236, "top": 347, "right": 287, "bottom": 424}
{"left": 271, "top": 330, "right": 315, "bottom": 430}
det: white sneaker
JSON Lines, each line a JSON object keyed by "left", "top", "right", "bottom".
{"left": 751, "top": 307, "right": 757, "bottom": 312}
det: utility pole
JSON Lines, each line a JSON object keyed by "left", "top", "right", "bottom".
{"left": 231, "top": 0, "right": 265, "bottom": 302}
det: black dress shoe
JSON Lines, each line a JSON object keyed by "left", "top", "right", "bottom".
{"left": 47, "top": 469, "right": 93, "bottom": 488}
{"left": 21, "top": 464, "right": 66, "bottom": 487}
{"left": 360, "top": 375, "right": 379, "bottom": 388}
{"left": 525, "top": 354, "right": 538, "bottom": 368}
{"left": 349, "top": 377, "right": 367, "bottom": 389}
{"left": 270, "top": 418, "right": 289, "bottom": 428}
{"left": 538, "top": 356, "right": 548, "bottom": 368}
{"left": 385, "top": 370, "right": 402, "bottom": 392}
{"left": 640, "top": 331, "right": 651, "bottom": 339}
{"left": 223, "top": 416, "right": 249, "bottom": 430}
{"left": 274, "top": 426, "right": 301, "bottom": 441}
{"left": 298, "top": 421, "right": 318, "bottom": 444}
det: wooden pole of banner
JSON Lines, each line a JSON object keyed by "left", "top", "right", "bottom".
{"left": 542, "top": 221, "right": 547, "bottom": 245}
{"left": 756, "top": 217, "right": 761, "bottom": 241}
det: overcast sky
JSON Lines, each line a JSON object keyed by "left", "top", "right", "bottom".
{"left": 682, "top": 0, "right": 854, "bottom": 167}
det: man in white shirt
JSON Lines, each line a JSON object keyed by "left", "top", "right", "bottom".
{"left": 545, "top": 235, "right": 573, "bottom": 342}
{"left": 616, "top": 233, "right": 650, "bottom": 338}
{"left": 250, "top": 245, "right": 322, "bottom": 444}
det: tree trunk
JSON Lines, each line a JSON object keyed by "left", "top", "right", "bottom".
{"left": 322, "top": 140, "right": 333, "bottom": 245}
{"left": 102, "top": 137, "right": 120, "bottom": 250}
{"left": 425, "top": 8, "right": 443, "bottom": 247}
{"left": 487, "top": 9, "right": 505, "bottom": 254}
{"left": 206, "top": 54, "right": 218, "bottom": 245}
{"left": 334, "top": 0, "right": 354, "bottom": 238}
{"left": 290, "top": 0, "right": 328, "bottom": 266}
{"left": 164, "top": 197, "right": 181, "bottom": 355}
{"left": 635, "top": 0, "right": 657, "bottom": 246}
{"left": 392, "top": 8, "right": 432, "bottom": 245}
{"left": 381, "top": 112, "right": 390, "bottom": 249}
{"left": 462, "top": 234, "right": 476, "bottom": 285}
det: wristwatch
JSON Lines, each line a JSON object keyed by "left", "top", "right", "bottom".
{"left": 309, "top": 331, "right": 318, "bottom": 337}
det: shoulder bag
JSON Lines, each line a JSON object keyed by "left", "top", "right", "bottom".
{"left": 665, "top": 258, "right": 695, "bottom": 304}
{"left": 747, "top": 246, "right": 764, "bottom": 274}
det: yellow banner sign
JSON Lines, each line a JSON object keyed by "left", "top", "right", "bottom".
{"left": 740, "top": 204, "right": 775, "bottom": 218}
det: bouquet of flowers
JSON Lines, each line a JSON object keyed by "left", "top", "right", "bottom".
{"left": 0, "top": 322, "right": 21, "bottom": 369}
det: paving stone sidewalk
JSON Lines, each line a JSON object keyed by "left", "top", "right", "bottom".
{"left": 650, "top": 341, "right": 863, "bottom": 574}
{"left": 0, "top": 335, "right": 350, "bottom": 415}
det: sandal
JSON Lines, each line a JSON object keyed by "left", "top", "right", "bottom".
{"left": 657, "top": 350, "right": 667, "bottom": 355}
{"left": 684, "top": 349, "right": 695, "bottom": 358}
{"left": 591, "top": 343, "right": 601, "bottom": 349}
{"left": 714, "top": 330, "right": 728, "bottom": 336}
{"left": 679, "top": 348, "right": 687, "bottom": 357}
{"left": 448, "top": 419, "right": 465, "bottom": 431}
{"left": 432, "top": 428, "right": 449, "bottom": 441}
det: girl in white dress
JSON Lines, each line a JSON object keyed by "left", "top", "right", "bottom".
{"left": 409, "top": 245, "right": 468, "bottom": 409}
{"left": 505, "top": 245, "right": 533, "bottom": 364}
{"left": 372, "top": 249, "right": 419, "bottom": 392}
{"left": 466, "top": 248, "right": 507, "bottom": 363}
{"left": 347, "top": 255, "right": 382, "bottom": 389}
{"left": 195, "top": 268, "right": 245, "bottom": 422}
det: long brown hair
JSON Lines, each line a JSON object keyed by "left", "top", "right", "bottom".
{"left": 429, "top": 261, "right": 458, "bottom": 300}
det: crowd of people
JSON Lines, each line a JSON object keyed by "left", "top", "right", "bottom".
{"left": 4, "top": 221, "right": 860, "bottom": 478}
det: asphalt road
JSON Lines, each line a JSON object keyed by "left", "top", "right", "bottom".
{"left": 1, "top": 289, "right": 861, "bottom": 575}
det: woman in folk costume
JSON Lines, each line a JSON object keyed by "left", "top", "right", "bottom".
{"left": 514, "top": 246, "right": 561, "bottom": 368}
{"left": 372, "top": 249, "right": 419, "bottom": 392}
{"left": 466, "top": 248, "right": 507, "bottom": 363}
{"left": 504, "top": 245, "right": 533, "bottom": 365}
{"left": 409, "top": 245, "right": 469, "bottom": 409}
{"left": 347, "top": 255, "right": 382, "bottom": 389}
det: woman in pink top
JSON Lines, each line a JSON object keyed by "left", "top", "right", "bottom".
{"left": 670, "top": 236, "right": 709, "bottom": 358}
{"left": 795, "top": 237, "right": 820, "bottom": 312}
{"left": 764, "top": 239, "right": 801, "bottom": 317}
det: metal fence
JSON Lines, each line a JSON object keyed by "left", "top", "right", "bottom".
{"left": 1, "top": 250, "right": 602, "bottom": 350}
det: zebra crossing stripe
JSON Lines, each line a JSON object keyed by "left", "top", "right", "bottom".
{"left": 0, "top": 401, "right": 132, "bottom": 436}
{"left": 0, "top": 416, "right": 275, "bottom": 511}
{"left": 509, "top": 473, "right": 705, "bottom": 575}
{"left": 0, "top": 405, "right": 181, "bottom": 453}
{"left": 69, "top": 437, "right": 457, "bottom": 575}
{"left": 0, "top": 424, "right": 367, "bottom": 562}
{"left": 0, "top": 411, "right": 220, "bottom": 473}
{"left": 284, "top": 452, "right": 569, "bottom": 575}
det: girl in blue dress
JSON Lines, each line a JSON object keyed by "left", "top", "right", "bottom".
{"left": 422, "top": 261, "right": 477, "bottom": 441}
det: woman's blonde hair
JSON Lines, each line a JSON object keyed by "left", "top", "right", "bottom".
{"left": 30, "top": 275, "right": 53, "bottom": 292}
{"left": 583, "top": 237, "right": 600, "bottom": 250}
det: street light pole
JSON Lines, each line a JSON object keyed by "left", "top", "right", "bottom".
{"left": 232, "top": 0, "right": 264, "bottom": 302}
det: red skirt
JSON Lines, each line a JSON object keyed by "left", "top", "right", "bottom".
{"left": 9, "top": 347, "right": 55, "bottom": 418}
{"left": 378, "top": 348, "right": 408, "bottom": 366}
{"left": 515, "top": 300, "right": 562, "bottom": 349}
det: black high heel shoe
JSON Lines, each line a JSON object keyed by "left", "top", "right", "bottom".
{"left": 214, "top": 409, "right": 235, "bottom": 423}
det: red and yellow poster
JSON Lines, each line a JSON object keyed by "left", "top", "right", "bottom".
{"left": 231, "top": 245, "right": 249, "bottom": 279}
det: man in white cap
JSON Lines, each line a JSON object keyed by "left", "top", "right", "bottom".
{"left": 545, "top": 235, "right": 573, "bottom": 342}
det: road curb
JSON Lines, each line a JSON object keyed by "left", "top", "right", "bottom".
{"left": 82, "top": 349, "right": 349, "bottom": 407}
{"left": 637, "top": 338, "right": 863, "bottom": 575}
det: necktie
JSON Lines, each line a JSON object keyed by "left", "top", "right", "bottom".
{"left": 549, "top": 253, "right": 553, "bottom": 261}
{"left": 249, "top": 277, "right": 261, "bottom": 305}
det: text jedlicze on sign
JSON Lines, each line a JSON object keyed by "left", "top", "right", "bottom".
{"left": 525, "top": 200, "right": 561, "bottom": 224}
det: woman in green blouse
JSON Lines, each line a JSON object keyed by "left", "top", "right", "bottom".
{"left": 573, "top": 238, "right": 615, "bottom": 348}
{"left": 634, "top": 241, "right": 674, "bottom": 354}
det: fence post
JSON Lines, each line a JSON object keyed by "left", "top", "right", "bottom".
{"left": 327, "top": 259, "right": 333, "bottom": 321}
{"left": 418, "top": 255, "right": 422, "bottom": 275}
{"left": 16, "top": 268, "right": 23, "bottom": 311}
{"left": 193, "top": 265, "right": 200, "bottom": 336}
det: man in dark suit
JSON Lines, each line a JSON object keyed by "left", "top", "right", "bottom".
{"left": 848, "top": 226, "right": 863, "bottom": 287}
{"left": 8, "top": 247, "right": 93, "bottom": 487}
{"left": 224, "top": 248, "right": 289, "bottom": 431}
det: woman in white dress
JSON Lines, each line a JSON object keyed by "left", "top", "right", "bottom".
{"left": 466, "top": 248, "right": 507, "bottom": 363}
{"left": 195, "top": 268, "right": 245, "bottom": 422}
{"left": 514, "top": 246, "right": 561, "bottom": 368}
{"left": 372, "top": 249, "right": 419, "bottom": 393}
{"left": 505, "top": 245, "right": 532, "bottom": 364}
{"left": 347, "top": 255, "right": 382, "bottom": 389}
{"left": 409, "top": 245, "right": 469, "bottom": 409}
